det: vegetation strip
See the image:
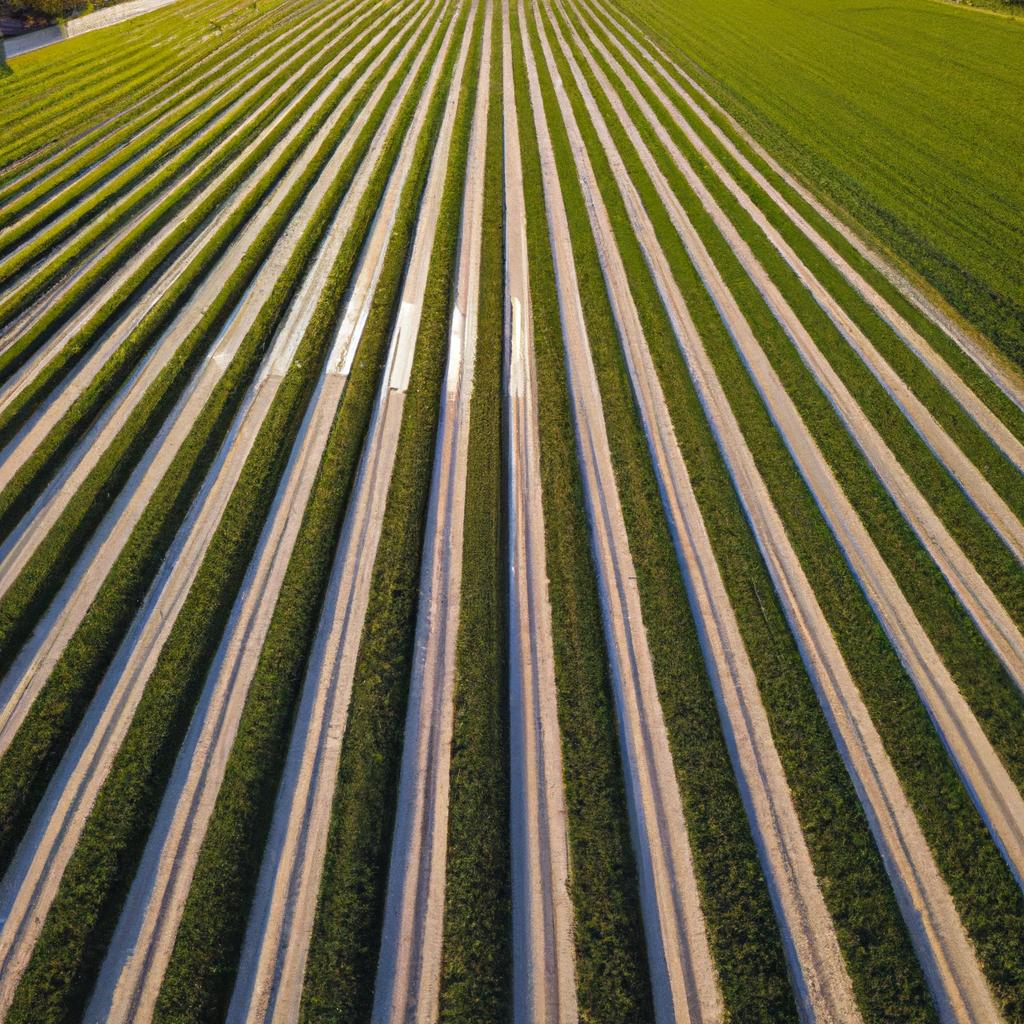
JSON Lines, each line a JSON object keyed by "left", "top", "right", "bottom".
{"left": 369, "top": 5, "right": 492, "bottom": 1019}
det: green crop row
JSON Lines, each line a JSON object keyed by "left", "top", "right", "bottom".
{"left": 0, "top": 0, "right": 320, "bottom": 222}
{"left": 0, "top": 0, "right": 421, "bottom": 515}
{"left": 525, "top": 3, "right": 806, "bottom": 1020}
{"left": 560, "top": 1, "right": 1024, "bottom": 1016}
{"left": 150, "top": 15, "right": 460, "bottom": 1024}
{"left": 437, "top": 8, "right": 511, "bottom": 1021}
{"left": 0, "top": 0, "right": 332, "bottom": 235}
{"left": 507, "top": 2, "right": 655, "bottom": 1017}
{"left": 297, "top": 10, "right": 479, "bottom": 1022}
{"left": 0, "top": 3, "right": 429, "bottom": 876}
{"left": 572, "top": 0, "right": 1024, "bottom": 787}
{"left": 0, "top": 0, "right": 296, "bottom": 203}
{"left": 2, "top": 18, "right": 455, "bottom": 1024}
{"left": 0, "top": 0, "right": 255, "bottom": 169}
{"left": 611, "top": 0, "right": 1024, "bottom": 369}
{"left": 0, "top": 0, "right": 359, "bottom": 296}
{"left": 584, "top": 1, "right": 1024, "bottom": 571}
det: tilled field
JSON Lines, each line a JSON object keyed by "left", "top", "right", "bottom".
{"left": 1, "top": 0, "right": 1023, "bottom": 1021}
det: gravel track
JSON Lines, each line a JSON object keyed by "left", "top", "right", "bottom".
{"left": 501, "top": 1, "right": 577, "bottom": 1018}
{"left": 224, "top": 8, "right": 475, "bottom": 1018}
{"left": 565, "top": 3, "right": 1024, "bottom": 895}
{"left": 543, "top": 4, "right": 1002, "bottom": 1020}
{"left": 369, "top": 7, "right": 491, "bottom": 1021}
{"left": 520, "top": 4, "right": 728, "bottom": 1020}
{"left": 573, "top": 17, "right": 1024, "bottom": 685}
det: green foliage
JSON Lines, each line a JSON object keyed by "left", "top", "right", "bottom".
{"left": 614, "top": 0, "right": 1024, "bottom": 368}
{"left": 438, "top": 8, "right": 511, "bottom": 1019}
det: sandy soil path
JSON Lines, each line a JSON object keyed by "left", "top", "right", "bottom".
{"left": 563, "top": 5, "right": 1024, "bottom": 895}
{"left": 500, "top": 3, "right": 578, "bottom": 1019}
{"left": 0, "top": 0, "right": 420, "bottom": 760}
{"left": 224, "top": 8, "right": 475, "bottom": 1019}
{"left": 520, "top": 4, "right": 729, "bottom": 1021}
{"left": 0, "top": 0, "right": 360, "bottom": 345}
{"left": 369, "top": 8, "right": 491, "bottom": 1022}
{"left": 544, "top": 5, "right": 1002, "bottom": 1020}
{"left": 0, "top": 9, "right": 444, "bottom": 1015}
{"left": 584, "top": 0, "right": 1024, "bottom": 434}
{"left": 0, "top": 0, "right": 414, "bottom": 603}
{"left": 573, "top": 19, "right": 1024, "bottom": 685}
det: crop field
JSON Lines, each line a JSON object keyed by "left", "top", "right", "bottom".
{"left": 0, "top": 0, "right": 1022, "bottom": 1019}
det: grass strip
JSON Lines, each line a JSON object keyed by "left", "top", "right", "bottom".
{"left": 2, "top": 18, "right": 454, "bottom": 1020}
{"left": 0, "top": 1, "right": 424, "bottom": 548}
{"left": 503, "top": 2, "right": 655, "bottom": 1017}
{"left": 437, "top": 8, "right": 511, "bottom": 1020}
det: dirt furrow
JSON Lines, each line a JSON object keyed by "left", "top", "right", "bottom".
{"left": 369, "top": 7, "right": 491, "bottom": 1022}
{"left": 520, "top": 4, "right": 729, "bottom": 1021}
{"left": 581, "top": 6, "right": 1024, "bottom": 565}
{"left": 224, "top": 8, "right": 475, "bottom": 1019}
{"left": 0, "top": 0, "right": 327, "bottom": 244}
{"left": 78, "top": 18, "right": 457, "bottom": 1024}
{"left": 544, "top": 5, "right": 1001, "bottom": 1020}
{"left": 0, "top": 0, "right": 414, "bottom": 603}
{"left": 584, "top": 0, "right": 1024, "bottom": 445}
{"left": 0, "top": 0, "right": 314, "bottom": 213}
{"left": 0, "top": 0, "right": 426, "bottom": 760}
{"left": 501, "top": 2, "right": 578, "bottom": 1020}
{"left": 571, "top": 16, "right": 1024, "bottom": 684}
{"left": 563, "top": 3, "right": 1024, "bottom": 895}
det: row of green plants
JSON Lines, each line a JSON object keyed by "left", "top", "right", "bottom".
{"left": 297, "top": 9, "right": 480, "bottom": 1020}
{"left": 150, "top": 11, "right": 462, "bottom": 1022}
{"left": 574, "top": 0, "right": 1024, "bottom": 789}
{"left": 618, "top": 0, "right": 1024, "bottom": 369}
{"left": 2, "top": 10, "right": 458, "bottom": 1020}
{"left": 507, "top": 4, "right": 655, "bottom": 1018}
{"left": 0, "top": 0, "right": 326, "bottom": 230}
{"left": 0, "top": 0, "right": 249, "bottom": 171}
{"left": 0, "top": 0, "right": 417, "bottom": 462}
{"left": 0, "top": 0, "right": 432, "bottom": 874}
{"left": 582, "top": 0, "right": 1024, "bottom": 582}
{"left": 525, "top": 4, "right": 812, "bottom": 1020}
{"left": 0, "top": 0, "right": 359, "bottom": 294}
{"left": 543, "top": 3, "right": 943, "bottom": 1019}
{"left": 558, "top": 1, "right": 1024, "bottom": 1016}
{"left": 437, "top": 9, "right": 512, "bottom": 1020}
{"left": 0, "top": 0, "right": 289, "bottom": 205}
{"left": 0, "top": 0, "right": 423, "bottom": 576}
